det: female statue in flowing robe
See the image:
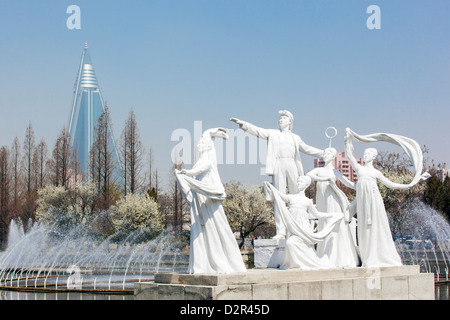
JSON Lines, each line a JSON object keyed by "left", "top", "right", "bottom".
{"left": 264, "top": 176, "right": 343, "bottom": 270}
{"left": 307, "top": 148, "right": 360, "bottom": 268}
{"left": 174, "top": 128, "right": 247, "bottom": 274}
{"left": 344, "top": 128, "right": 430, "bottom": 268}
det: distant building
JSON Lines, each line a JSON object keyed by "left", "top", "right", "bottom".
{"left": 313, "top": 152, "right": 364, "bottom": 182}
{"left": 67, "top": 42, "right": 120, "bottom": 175}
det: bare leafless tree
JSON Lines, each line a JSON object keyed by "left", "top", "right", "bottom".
{"left": 21, "top": 123, "right": 39, "bottom": 223}
{"left": 22, "top": 122, "right": 35, "bottom": 194}
{"left": 0, "top": 147, "right": 10, "bottom": 209}
{"left": 0, "top": 146, "right": 11, "bottom": 244}
{"left": 120, "top": 108, "right": 144, "bottom": 195}
{"left": 10, "top": 137, "right": 21, "bottom": 208}
{"left": 146, "top": 147, "right": 155, "bottom": 191}
{"left": 33, "top": 139, "right": 49, "bottom": 189}
{"left": 172, "top": 163, "right": 184, "bottom": 232}
{"left": 89, "top": 103, "right": 118, "bottom": 209}
{"left": 50, "top": 127, "right": 73, "bottom": 188}
{"left": 158, "top": 150, "right": 188, "bottom": 231}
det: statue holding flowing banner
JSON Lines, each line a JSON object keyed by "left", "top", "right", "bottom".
{"left": 174, "top": 128, "right": 247, "bottom": 274}
{"left": 344, "top": 128, "right": 430, "bottom": 268}
{"left": 307, "top": 147, "right": 361, "bottom": 268}
{"left": 264, "top": 176, "right": 343, "bottom": 270}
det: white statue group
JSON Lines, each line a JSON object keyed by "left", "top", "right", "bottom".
{"left": 175, "top": 110, "right": 430, "bottom": 274}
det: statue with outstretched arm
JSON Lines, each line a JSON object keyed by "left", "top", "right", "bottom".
{"left": 230, "top": 110, "right": 324, "bottom": 239}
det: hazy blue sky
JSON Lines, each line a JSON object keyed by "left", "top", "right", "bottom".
{"left": 0, "top": 1, "right": 449, "bottom": 189}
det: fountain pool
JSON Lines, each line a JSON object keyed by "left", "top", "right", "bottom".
{"left": 0, "top": 218, "right": 189, "bottom": 296}
{"left": 394, "top": 199, "right": 450, "bottom": 282}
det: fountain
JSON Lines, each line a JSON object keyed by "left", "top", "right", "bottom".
{"left": 0, "top": 216, "right": 189, "bottom": 296}
{"left": 394, "top": 199, "right": 450, "bottom": 282}
{"left": 6, "top": 219, "right": 25, "bottom": 249}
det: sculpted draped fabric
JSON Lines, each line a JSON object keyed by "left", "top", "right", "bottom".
{"left": 175, "top": 128, "right": 246, "bottom": 274}
{"left": 314, "top": 175, "right": 360, "bottom": 268}
{"left": 265, "top": 182, "right": 343, "bottom": 269}
{"left": 346, "top": 128, "right": 430, "bottom": 188}
{"left": 354, "top": 167, "right": 403, "bottom": 267}
{"left": 345, "top": 128, "right": 430, "bottom": 267}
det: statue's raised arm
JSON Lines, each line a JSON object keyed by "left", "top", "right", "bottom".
{"left": 230, "top": 117, "right": 270, "bottom": 139}
{"left": 344, "top": 128, "right": 362, "bottom": 172}
{"left": 345, "top": 127, "right": 430, "bottom": 189}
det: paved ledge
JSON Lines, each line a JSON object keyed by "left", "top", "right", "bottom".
{"left": 154, "top": 265, "right": 420, "bottom": 286}
{"left": 134, "top": 266, "right": 434, "bottom": 300}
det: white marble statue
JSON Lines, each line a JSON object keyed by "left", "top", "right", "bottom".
{"left": 344, "top": 128, "right": 430, "bottom": 268}
{"left": 264, "top": 176, "right": 343, "bottom": 270}
{"left": 174, "top": 128, "right": 247, "bottom": 274}
{"left": 230, "top": 111, "right": 324, "bottom": 239}
{"left": 306, "top": 147, "right": 360, "bottom": 268}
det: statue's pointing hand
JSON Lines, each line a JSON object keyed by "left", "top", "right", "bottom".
{"left": 230, "top": 118, "right": 245, "bottom": 129}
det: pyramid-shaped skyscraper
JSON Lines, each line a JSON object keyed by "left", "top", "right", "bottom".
{"left": 68, "top": 42, "right": 120, "bottom": 174}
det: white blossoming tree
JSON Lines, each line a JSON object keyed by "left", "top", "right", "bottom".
{"left": 223, "top": 182, "right": 275, "bottom": 248}
{"left": 35, "top": 181, "right": 98, "bottom": 226}
{"left": 111, "top": 193, "right": 163, "bottom": 239}
{"left": 35, "top": 185, "right": 70, "bottom": 223}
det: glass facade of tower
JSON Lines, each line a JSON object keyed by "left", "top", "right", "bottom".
{"left": 68, "top": 43, "right": 119, "bottom": 175}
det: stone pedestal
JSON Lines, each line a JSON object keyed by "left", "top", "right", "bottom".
{"left": 134, "top": 265, "right": 434, "bottom": 300}
{"left": 253, "top": 239, "right": 285, "bottom": 268}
